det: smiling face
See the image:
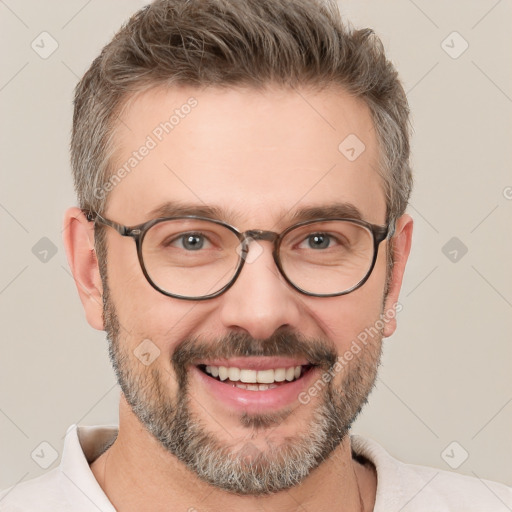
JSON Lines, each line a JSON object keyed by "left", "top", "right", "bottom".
{"left": 93, "top": 85, "right": 402, "bottom": 494}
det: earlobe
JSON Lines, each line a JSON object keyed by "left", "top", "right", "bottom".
{"left": 382, "top": 214, "right": 413, "bottom": 338}
{"left": 62, "top": 207, "right": 104, "bottom": 331}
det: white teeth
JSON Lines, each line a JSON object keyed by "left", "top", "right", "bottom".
{"left": 204, "top": 364, "right": 305, "bottom": 384}
{"left": 274, "top": 368, "right": 286, "bottom": 382}
{"left": 234, "top": 383, "right": 278, "bottom": 391}
{"left": 233, "top": 382, "right": 279, "bottom": 391}
{"left": 256, "top": 369, "right": 275, "bottom": 384}
{"left": 228, "top": 367, "right": 240, "bottom": 381}
{"left": 240, "top": 369, "right": 257, "bottom": 383}
{"left": 285, "top": 367, "right": 295, "bottom": 381}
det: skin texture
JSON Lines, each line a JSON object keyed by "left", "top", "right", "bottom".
{"left": 63, "top": 86, "right": 413, "bottom": 512}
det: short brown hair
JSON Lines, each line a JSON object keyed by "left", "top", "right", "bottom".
{"left": 72, "top": 0, "right": 412, "bottom": 290}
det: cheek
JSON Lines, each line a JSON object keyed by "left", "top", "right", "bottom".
{"left": 314, "top": 294, "right": 383, "bottom": 351}
{"left": 313, "top": 256, "right": 387, "bottom": 351}
{"left": 105, "top": 241, "right": 203, "bottom": 353}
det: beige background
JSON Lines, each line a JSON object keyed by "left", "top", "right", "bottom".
{"left": 1, "top": 0, "right": 511, "bottom": 493}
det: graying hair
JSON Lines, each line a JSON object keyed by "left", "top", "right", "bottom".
{"left": 72, "top": 0, "right": 412, "bottom": 295}
{"left": 71, "top": 0, "right": 412, "bottom": 222}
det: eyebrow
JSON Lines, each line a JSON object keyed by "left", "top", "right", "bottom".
{"left": 145, "top": 201, "right": 365, "bottom": 227}
{"left": 289, "top": 203, "right": 364, "bottom": 223}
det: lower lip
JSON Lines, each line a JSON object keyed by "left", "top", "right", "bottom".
{"left": 191, "top": 365, "right": 319, "bottom": 414}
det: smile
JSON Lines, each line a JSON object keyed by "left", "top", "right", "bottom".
{"left": 191, "top": 356, "right": 319, "bottom": 412}
{"left": 199, "top": 364, "right": 312, "bottom": 390}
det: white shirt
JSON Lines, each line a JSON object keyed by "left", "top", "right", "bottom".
{"left": 1, "top": 424, "right": 511, "bottom": 511}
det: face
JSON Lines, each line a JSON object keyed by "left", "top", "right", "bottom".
{"left": 98, "top": 86, "right": 396, "bottom": 494}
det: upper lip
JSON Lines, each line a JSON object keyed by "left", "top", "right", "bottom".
{"left": 195, "top": 356, "right": 311, "bottom": 371}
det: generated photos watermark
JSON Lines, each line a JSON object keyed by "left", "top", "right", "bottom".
{"left": 298, "top": 302, "right": 403, "bottom": 405}
{"left": 93, "top": 97, "right": 198, "bottom": 200}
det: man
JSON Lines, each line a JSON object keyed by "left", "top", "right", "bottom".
{"left": 1, "top": 0, "right": 510, "bottom": 510}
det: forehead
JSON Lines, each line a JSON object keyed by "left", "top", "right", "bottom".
{"left": 106, "top": 85, "right": 387, "bottom": 228}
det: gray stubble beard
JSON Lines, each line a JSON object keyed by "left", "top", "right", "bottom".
{"left": 102, "top": 279, "right": 382, "bottom": 495}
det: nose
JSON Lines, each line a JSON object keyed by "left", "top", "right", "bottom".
{"left": 218, "top": 241, "right": 302, "bottom": 340}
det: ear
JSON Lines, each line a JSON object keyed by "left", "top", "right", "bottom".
{"left": 62, "top": 207, "right": 104, "bottom": 330}
{"left": 382, "top": 214, "right": 413, "bottom": 338}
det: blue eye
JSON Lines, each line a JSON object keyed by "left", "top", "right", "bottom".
{"left": 306, "top": 233, "right": 331, "bottom": 249}
{"left": 168, "top": 232, "right": 211, "bottom": 251}
{"left": 296, "top": 233, "right": 336, "bottom": 250}
{"left": 181, "top": 234, "right": 204, "bottom": 250}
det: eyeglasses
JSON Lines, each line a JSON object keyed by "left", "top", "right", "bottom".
{"left": 85, "top": 211, "right": 395, "bottom": 301}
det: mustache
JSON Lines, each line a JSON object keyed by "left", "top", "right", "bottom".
{"left": 172, "top": 328, "right": 338, "bottom": 379}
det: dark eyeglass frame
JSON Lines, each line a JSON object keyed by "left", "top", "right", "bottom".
{"left": 84, "top": 210, "right": 395, "bottom": 301}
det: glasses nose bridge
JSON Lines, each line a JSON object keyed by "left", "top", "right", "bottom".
{"left": 242, "top": 229, "right": 279, "bottom": 246}
{"left": 239, "top": 229, "right": 281, "bottom": 264}
{"left": 237, "top": 229, "right": 283, "bottom": 285}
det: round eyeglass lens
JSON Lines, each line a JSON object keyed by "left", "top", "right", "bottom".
{"left": 279, "top": 220, "right": 375, "bottom": 295}
{"left": 141, "top": 219, "right": 242, "bottom": 298}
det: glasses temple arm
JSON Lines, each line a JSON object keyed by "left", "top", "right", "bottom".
{"left": 387, "top": 217, "right": 397, "bottom": 239}
{"left": 84, "top": 210, "right": 131, "bottom": 236}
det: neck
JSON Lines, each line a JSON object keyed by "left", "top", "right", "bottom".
{"left": 90, "top": 400, "right": 376, "bottom": 512}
